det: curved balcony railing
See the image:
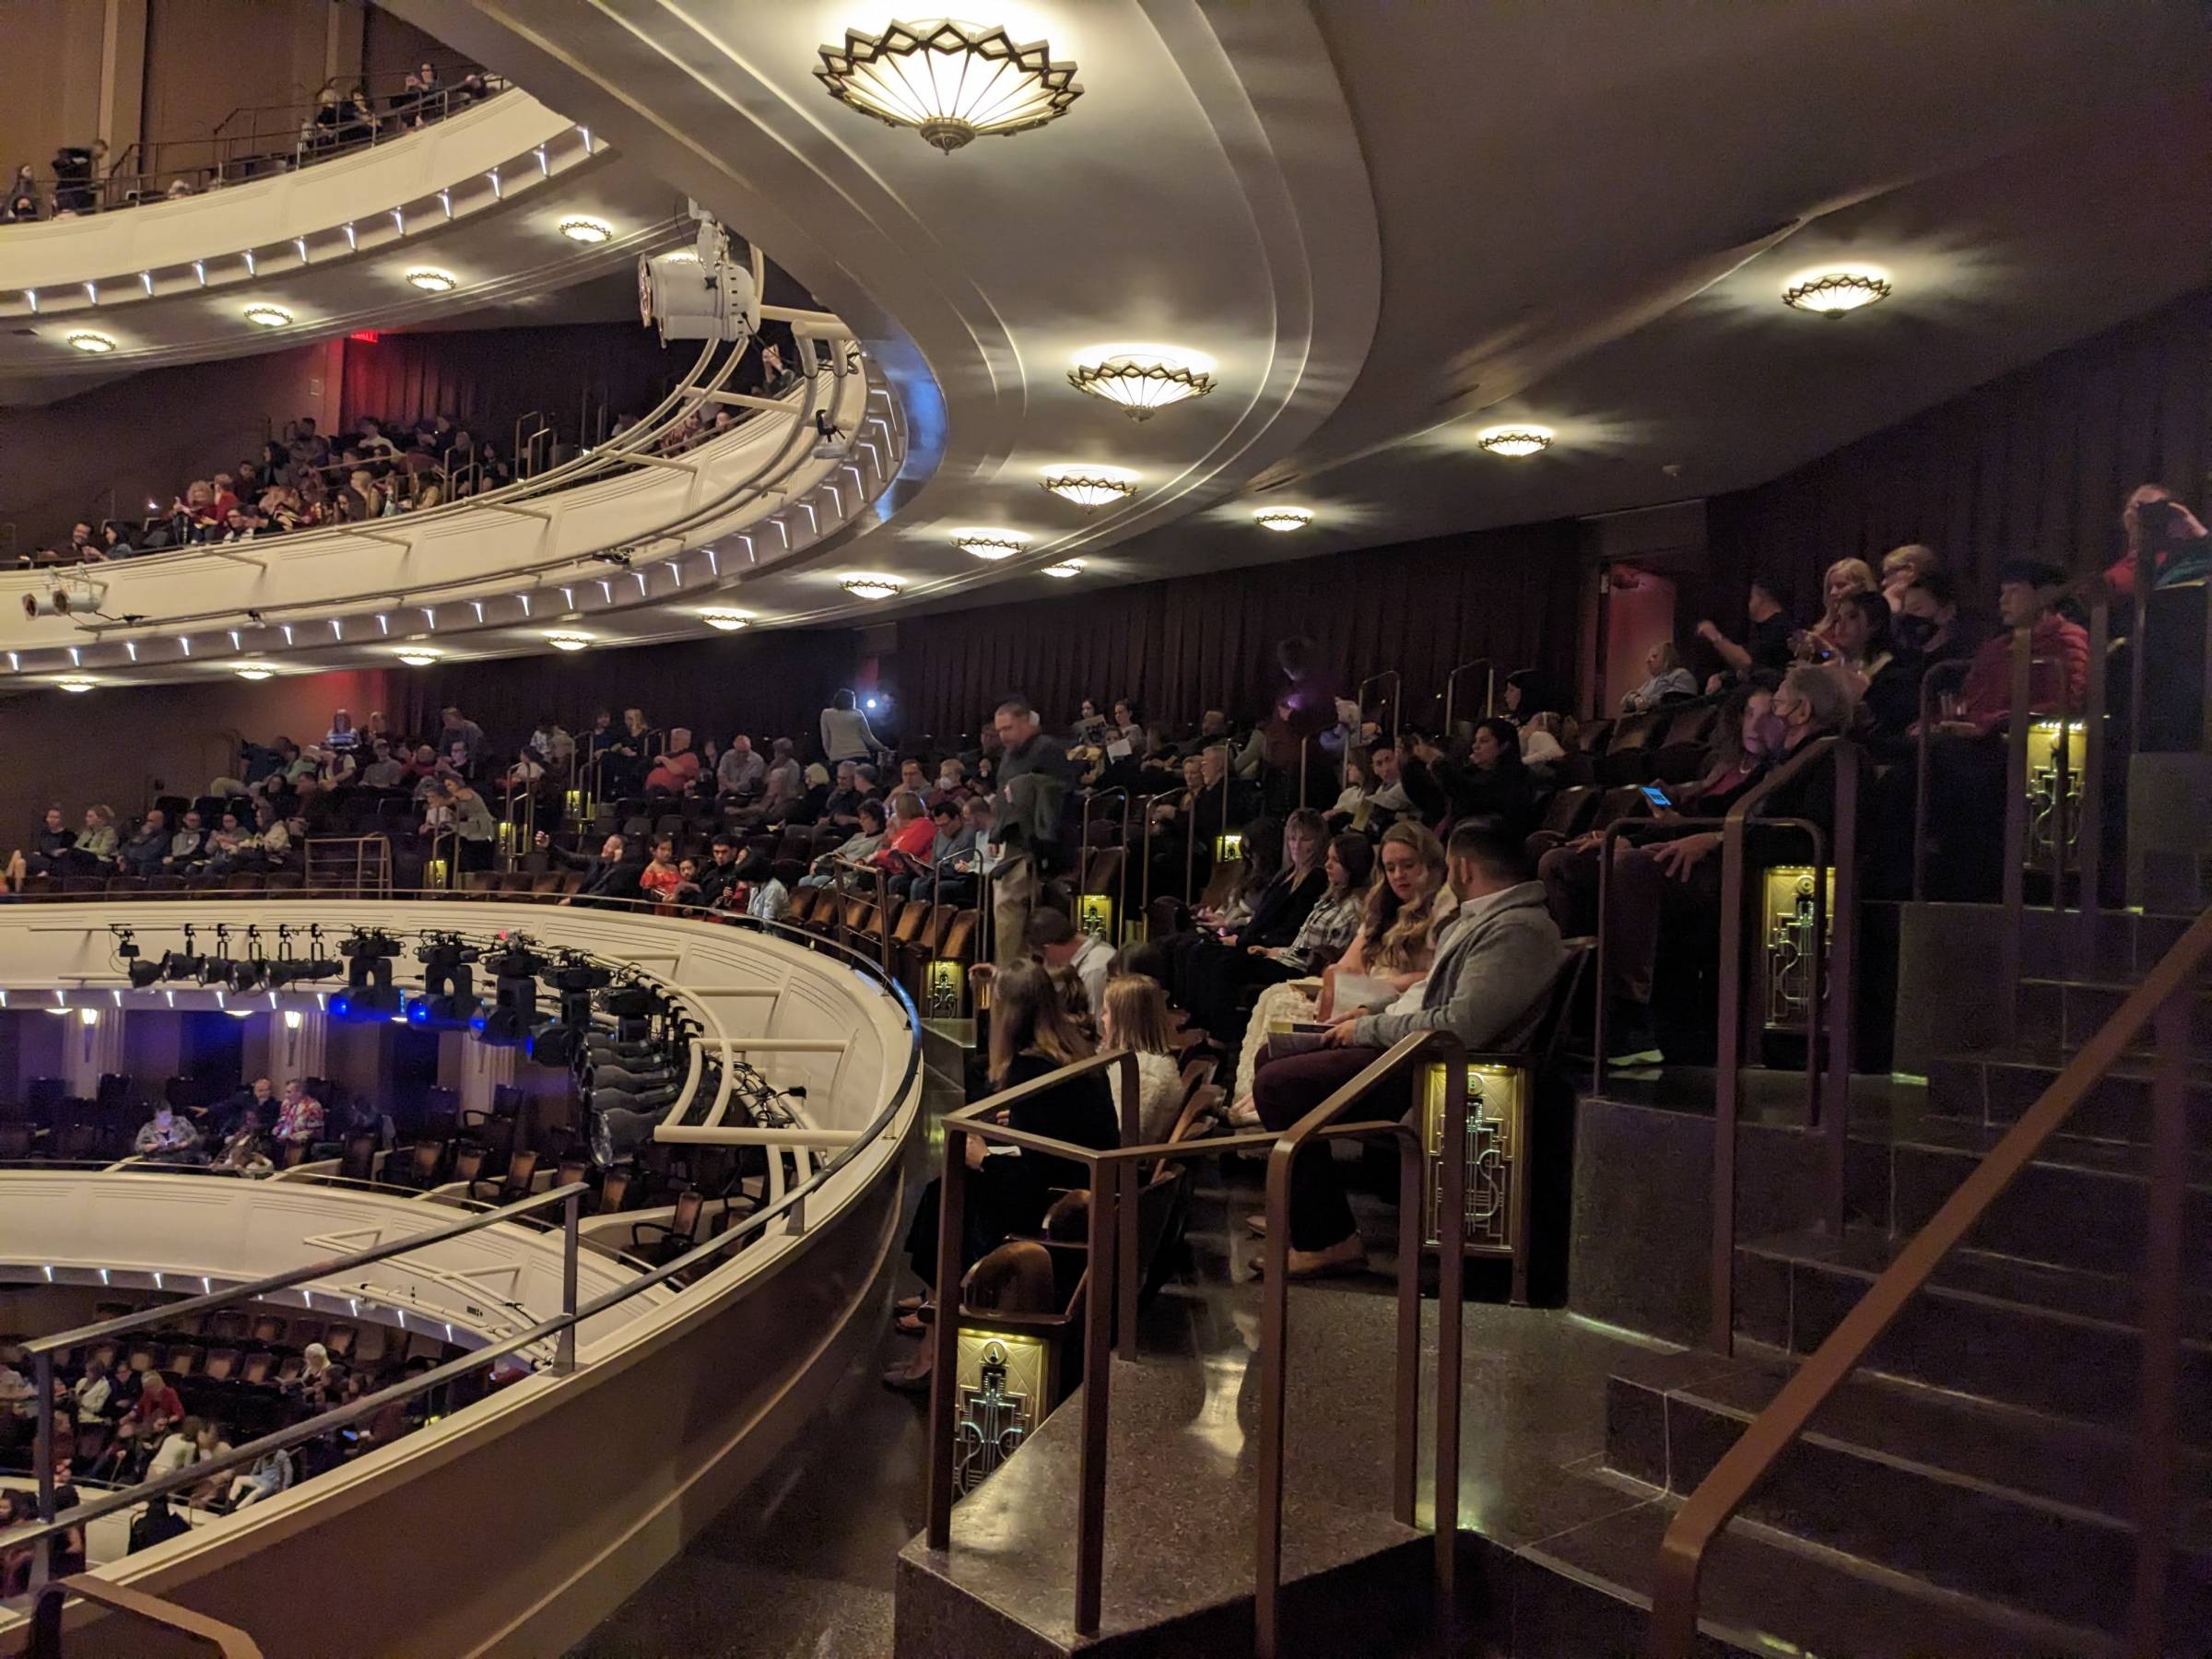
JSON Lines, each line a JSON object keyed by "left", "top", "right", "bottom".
{"left": 0, "top": 895, "right": 924, "bottom": 1633}
{"left": 1, "top": 89, "right": 589, "bottom": 323}
{"left": 0, "top": 319, "right": 899, "bottom": 677}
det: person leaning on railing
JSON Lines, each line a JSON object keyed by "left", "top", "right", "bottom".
{"left": 1246, "top": 819, "right": 1567, "bottom": 1278}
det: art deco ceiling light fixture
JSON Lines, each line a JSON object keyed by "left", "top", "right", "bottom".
{"left": 1782, "top": 266, "right": 1893, "bottom": 316}
{"left": 1068, "top": 346, "right": 1216, "bottom": 420}
{"left": 1475, "top": 426, "right": 1554, "bottom": 458}
{"left": 842, "top": 575, "right": 903, "bottom": 601}
{"left": 1040, "top": 467, "right": 1137, "bottom": 508}
{"left": 405, "top": 268, "right": 458, "bottom": 293}
{"left": 559, "top": 217, "right": 613, "bottom": 244}
{"left": 1252, "top": 506, "right": 1313, "bottom": 533}
{"left": 57, "top": 679, "right": 95, "bottom": 693}
{"left": 394, "top": 646, "right": 441, "bottom": 666}
{"left": 952, "top": 530, "right": 1028, "bottom": 561}
{"left": 242, "top": 304, "right": 293, "bottom": 328}
{"left": 546, "top": 630, "right": 593, "bottom": 652}
{"left": 232, "top": 663, "right": 275, "bottom": 680}
{"left": 1042, "top": 559, "right": 1085, "bottom": 579}
{"left": 700, "top": 610, "right": 751, "bottom": 631}
{"left": 65, "top": 331, "right": 116, "bottom": 354}
{"left": 816, "top": 19, "right": 1081, "bottom": 153}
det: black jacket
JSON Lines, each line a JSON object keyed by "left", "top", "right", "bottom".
{"left": 1234, "top": 865, "right": 1327, "bottom": 950}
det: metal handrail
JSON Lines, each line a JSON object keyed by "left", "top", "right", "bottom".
{"left": 31, "top": 1575, "right": 263, "bottom": 1657}
{"left": 921, "top": 1033, "right": 1467, "bottom": 1652}
{"left": 0, "top": 899, "right": 924, "bottom": 1601}
{"left": 1442, "top": 658, "right": 1495, "bottom": 735}
{"left": 1907, "top": 656, "right": 1975, "bottom": 902}
{"left": 1358, "top": 669, "right": 1403, "bottom": 749}
{"left": 1648, "top": 905, "right": 2212, "bottom": 1658}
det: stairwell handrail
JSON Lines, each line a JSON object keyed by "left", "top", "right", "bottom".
{"left": 31, "top": 1574, "right": 264, "bottom": 1656}
{"left": 1647, "top": 903, "right": 2212, "bottom": 1659}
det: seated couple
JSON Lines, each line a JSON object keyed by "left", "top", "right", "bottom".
{"left": 1242, "top": 819, "right": 1568, "bottom": 1279}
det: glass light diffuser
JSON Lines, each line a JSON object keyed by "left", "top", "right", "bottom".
{"left": 1067, "top": 347, "right": 1216, "bottom": 420}
{"left": 952, "top": 530, "right": 1028, "bottom": 561}
{"left": 559, "top": 217, "right": 612, "bottom": 244}
{"left": 1476, "top": 426, "right": 1554, "bottom": 458}
{"left": 700, "top": 610, "right": 750, "bottom": 631}
{"left": 1042, "top": 560, "right": 1085, "bottom": 579}
{"left": 1253, "top": 506, "right": 1313, "bottom": 532}
{"left": 816, "top": 19, "right": 1081, "bottom": 153}
{"left": 406, "top": 268, "right": 457, "bottom": 292}
{"left": 65, "top": 331, "right": 116, "bottom": 354}
{"left": 841, "top": 576, "right": 902, "bottom": 601}
{"left": 242, "top": 304, "right": 293, "bottom": 328}
{"left": 1040, "top": 467, "right": 1137, "bottom": 508}
{"left": 1782, "top": 267, "right": 1893, "bottom": 316}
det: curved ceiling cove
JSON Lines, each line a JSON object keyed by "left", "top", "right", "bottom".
{"left": 370, "top": 1, "right": 2210, "bottom": 633}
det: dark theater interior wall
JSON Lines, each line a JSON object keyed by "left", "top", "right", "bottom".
{"left": 337, "top": 321, "right": 691, "bottom": 443}
{"left": 397, "top": 628, "right": 866, "bottom": 757}
{"left": 1704, "top": 288, "right": 2211, "bottom": 623}
{"left": 895, "top": 520, "right": 1586, "bottom": 743}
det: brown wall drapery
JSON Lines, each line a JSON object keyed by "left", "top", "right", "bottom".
{"left": 1704, "top": 289, "right": 2212, "bottom": 621}
{"left": 338, "top": 322, "right": 690, "bottom": 448}
{"left": 895, "top": 521, "right": 1584, "bottom": 742}
{"left": 396, "top": 629, "right": 863, "bottom": 761}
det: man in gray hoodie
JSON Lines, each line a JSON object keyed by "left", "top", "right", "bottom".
{"left": 1250, "top": 819, "right": 1566, "bottom": 1277}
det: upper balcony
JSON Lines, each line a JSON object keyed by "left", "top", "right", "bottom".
{"left": 0, "top": 87, "right": 670, "bottom": 398}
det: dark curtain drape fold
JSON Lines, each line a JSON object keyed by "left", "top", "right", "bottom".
{"left": 1704, "top": 289, "right": 2211, "bottom": 620}
{"left": 397, "top": 630, "right": 862, "bottom": 759}
{"left": 338, "top": 321, "right": 692, "bottom": 445}
{"left": 897, "top": 522, "right": 1584, "bottom": 742}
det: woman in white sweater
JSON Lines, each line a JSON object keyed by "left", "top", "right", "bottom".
{"left": 1100, "top": 975, "right": 1186, "bottom": 1145}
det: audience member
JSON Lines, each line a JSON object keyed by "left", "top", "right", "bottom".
{"left": 716, "top": 733, "right": 765, "bottom": 798}
{"left": 644, "top": 728, "right": 701, "bottom": 795}
{"left": 1697, "top": 575, "right": 1795, "bottom": 686}
{"left": 1620, "top": 641, "right": 1697, "bottom": 711}
{"left": 820, "top": 688, "right": 888, "bottom": 767}
{"left": 1247, "top": 822, "right": 1566, "bottom": 1277}
{"left": 990, "top": 698, "right": 1075, "bottom": 967}
{"left": 133, "top": 1103, "right": 202, "bottom": 1159}
{"left": 1028, "top": 909, "right": 1115, "bottom": 1018}
{"left": 1100, "top": 974, "right": 1185, "bottom": 1144}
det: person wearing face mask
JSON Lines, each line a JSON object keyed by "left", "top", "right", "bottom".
{"left": 1546, "top": 666, "right": 1851, "bottom": 1066}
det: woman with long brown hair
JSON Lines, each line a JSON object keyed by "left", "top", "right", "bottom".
{"left": 887, "top": 963, "right": 1118, "bottom": 1392}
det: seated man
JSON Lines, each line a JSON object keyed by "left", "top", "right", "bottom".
{"left": 119, "top": 809, "right": 171, "bottom": 878}
{"left": 271, "top": 1079, "right": 324, "bottom": 1148}
{"left": 1029, "top": 908, "right": 1114, "bottom": 1018}
{"left": 1248, "top": 821, "right": 1566, "bottom": 1278}
{"left": 644, "top": 727, "right": 702, "bottom": 796}
{"left": 715, "top": 733, "right": 766, "bottom": 800}
{"left": 133, "top": 1104, "right": 202, "bottom": 1159}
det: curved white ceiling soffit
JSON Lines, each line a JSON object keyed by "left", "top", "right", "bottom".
{"left": 0, "top": 95, "right": 687, "bottom": 396}
{"left": 0, "top": 361, "right": 900, "bottom": 687}
{"left": 374, "top": 0, "right": 1383, "bottom": 623}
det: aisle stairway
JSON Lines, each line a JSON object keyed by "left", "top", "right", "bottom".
{"left": 1583, "top": 903, "right": 2212, "bottom": 1656}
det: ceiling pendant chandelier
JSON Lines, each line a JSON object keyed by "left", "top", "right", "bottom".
{"left": 1476, "top": 426, "right": 1554, "bottom": 459}
{"left": 1782, "top": 266, "right": 1892, "bottom": 316}
{"left": 700, "top": 610, "right": 750, "bottom": 631}
{"left": 1041, "top": 559, "right": 1085, "bottom": 579}
{"left": 816, "top": 19, "right": 1082, "bottom": 153}
{"left": 1067, "top": 347, "right": 1216, "bottom": 421}
{"left": 1040, "top": 466, "right": 1137, "bottom": 509}
{"left": 842, "top": 575, "right": 903, "bottom": 601}
{"left": 952, "top": 530, "right": 1028, "bottom": 561}
{"left": 1252, "top": 506, "right": 1313, "bottom": 533}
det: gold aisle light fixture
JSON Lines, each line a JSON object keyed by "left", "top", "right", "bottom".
{"left": 1068, "top": 346, "right": 1216, "bottom": 420}
{"left": 816, "top": 20, "right": 1082, "bottom": 153}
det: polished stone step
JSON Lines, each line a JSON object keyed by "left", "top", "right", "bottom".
{"left": 1497, "top": 1488, "right": 2116, "bottom": 1658}
{"left": 1603, "top": 1348, "right": 2212, "bottom": 1633}
{"left": 2016, "top": 974, "right": 2212, "bottom": 1053}
{"left": 1734, "top": 1226, "right": 2212, "bottom": 1430}
{"left": 1924, "top": 1045, "right": 2212, "bottom": 1149}
{"left": 2014, "top": 906, "right": 2198, "bottom": 982}
{"left": 1878, "top": 1116, "right": 2212, "bottom": 1277}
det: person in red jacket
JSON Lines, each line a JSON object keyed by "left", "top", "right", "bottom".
{"left": 1927, "top": 560, "right": 2088, "bottom": 737}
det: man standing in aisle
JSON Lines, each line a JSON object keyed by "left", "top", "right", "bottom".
{"left": 990, "top": 698, "right": 1074, "bottom": 967}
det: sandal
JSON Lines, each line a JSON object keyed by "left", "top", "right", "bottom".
{"left": 894, "top": 1293, "right": 926, "bottom": 1315}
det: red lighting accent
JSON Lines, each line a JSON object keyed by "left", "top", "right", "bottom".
{"left": 349, "top": 329, "right": 382, "bottom": 343}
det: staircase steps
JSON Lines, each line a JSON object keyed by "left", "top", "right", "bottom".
{"left": 1604, "top": 1347, "right": 2212, "bottom": 1638}
{"left": 1734, "top": 1224, "right": 2212, "bottom": 1431}
{"left": 1924, "top": 1043, "right": 2212, "bottom": 1150}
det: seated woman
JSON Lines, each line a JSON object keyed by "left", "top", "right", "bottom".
{"left": 3, "top": 806, "right": 76, "bottom": 890}
{"left": 1798, "top": 556, "right": 1877, "bottom": 661}
{"left": 870, "top": 789, "right": 936, "bottom": 878}
{"left": 887, "top": 962, "right": 1116, "bottom": 1391}
{"left": 1411, "top": 719, "right": 1537, "bottom": 838}
{"left": 1100, "top": 974, "right": 1186, "bottom": 1145}
{"left": 637, "top": 836, "right": 684, "bottom": 902}
{"left": 64, "top": 805, "right": 120, "bottom": 875}
{"left": 1171, "top": 810, "right": 1330, "bottom": 1036}
{"left": 1231, "top": 822, "right": 1448, "bottom": 1116}
{"left": 1620, "top": 641, "right": 1698, "bottom": 712}
{"left": 797, "top": 799, "right": 888, "bottom": 889}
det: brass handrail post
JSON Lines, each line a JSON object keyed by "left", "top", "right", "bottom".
{"left": 1822, "top": 746, "right": 1860, "bottom": 1238}
{"left": 2129, "top": 972, "right": 2194, "bottom": 1654}
{"left": 1999, "top": 627, "right": 2033, "bottom": 1041}
{"left": 2076, "top": 596, "right": 2110, "bottom": 971}
{"left": 1359, "top": 670, "right": 1403, "bottom": 750}
{"left": 1910, "top": 661, "right": 1972, "bottom": 902}
{"left": 923, "top": 1128, "right": 967, "bottom": 1554}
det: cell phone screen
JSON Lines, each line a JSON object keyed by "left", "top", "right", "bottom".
{"left": 1639, "top": 783, "right": 1673, "bottom": 810}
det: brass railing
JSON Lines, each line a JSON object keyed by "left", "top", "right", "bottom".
{"left": 1648, "top": 905, "right": 2212, "bottom": 1658}
{"left": 1593, "top": 735, "right": 1860, "bottom": 1347}
{"left": 921, "top": 1032, "right": 1468, "bottom": 1654}
{"left": 29, "top": 1576, "right": 263, "bottom": 1657}
{"left": 1442, "top": 657, "right": 1496, "bottom": 735}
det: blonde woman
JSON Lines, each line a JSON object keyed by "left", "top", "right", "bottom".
{"left": 1801, "top": 557, "right": 1877, "bottom": 659}
{"left": 1229, "top": 822, "right": 1450, "bottom": 1121}
{"left": 1100, "top": 975, "right": 1185, "bottom": 1145}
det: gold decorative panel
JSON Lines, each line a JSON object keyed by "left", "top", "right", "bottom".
{"left": 952, "top": 1331, "right": 1048, "bottom": 1497}
{"left": 1212, "top": 830, "right": 1244, "bottom": 862}
{"left": 924, "top": 959, "right": 966, "bottom": 1019}
{"left": 1759, "top": 865, "right": 1833, "bottom": 1035}
{"left": 2024, "top": 720, "right": 2086, "bottom": 874}
{"left": 1076, "top": 892, "right": 1113, "bottom": 940}
{"left": 1419, "top": 1061, "right": 1524, "bottom": 1255}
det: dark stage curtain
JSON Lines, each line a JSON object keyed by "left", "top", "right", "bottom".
{"left": 1704, "top": 289, "right": 2212, "bottom": 623}
{"left": 397, "top": 630, "right": 862, "bottom": 761}
{"left": 338, "top": 322, "right": 691, "bottom": 445}
{"left": 896, "top": 521, "right": 1583, "bottom": 742}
